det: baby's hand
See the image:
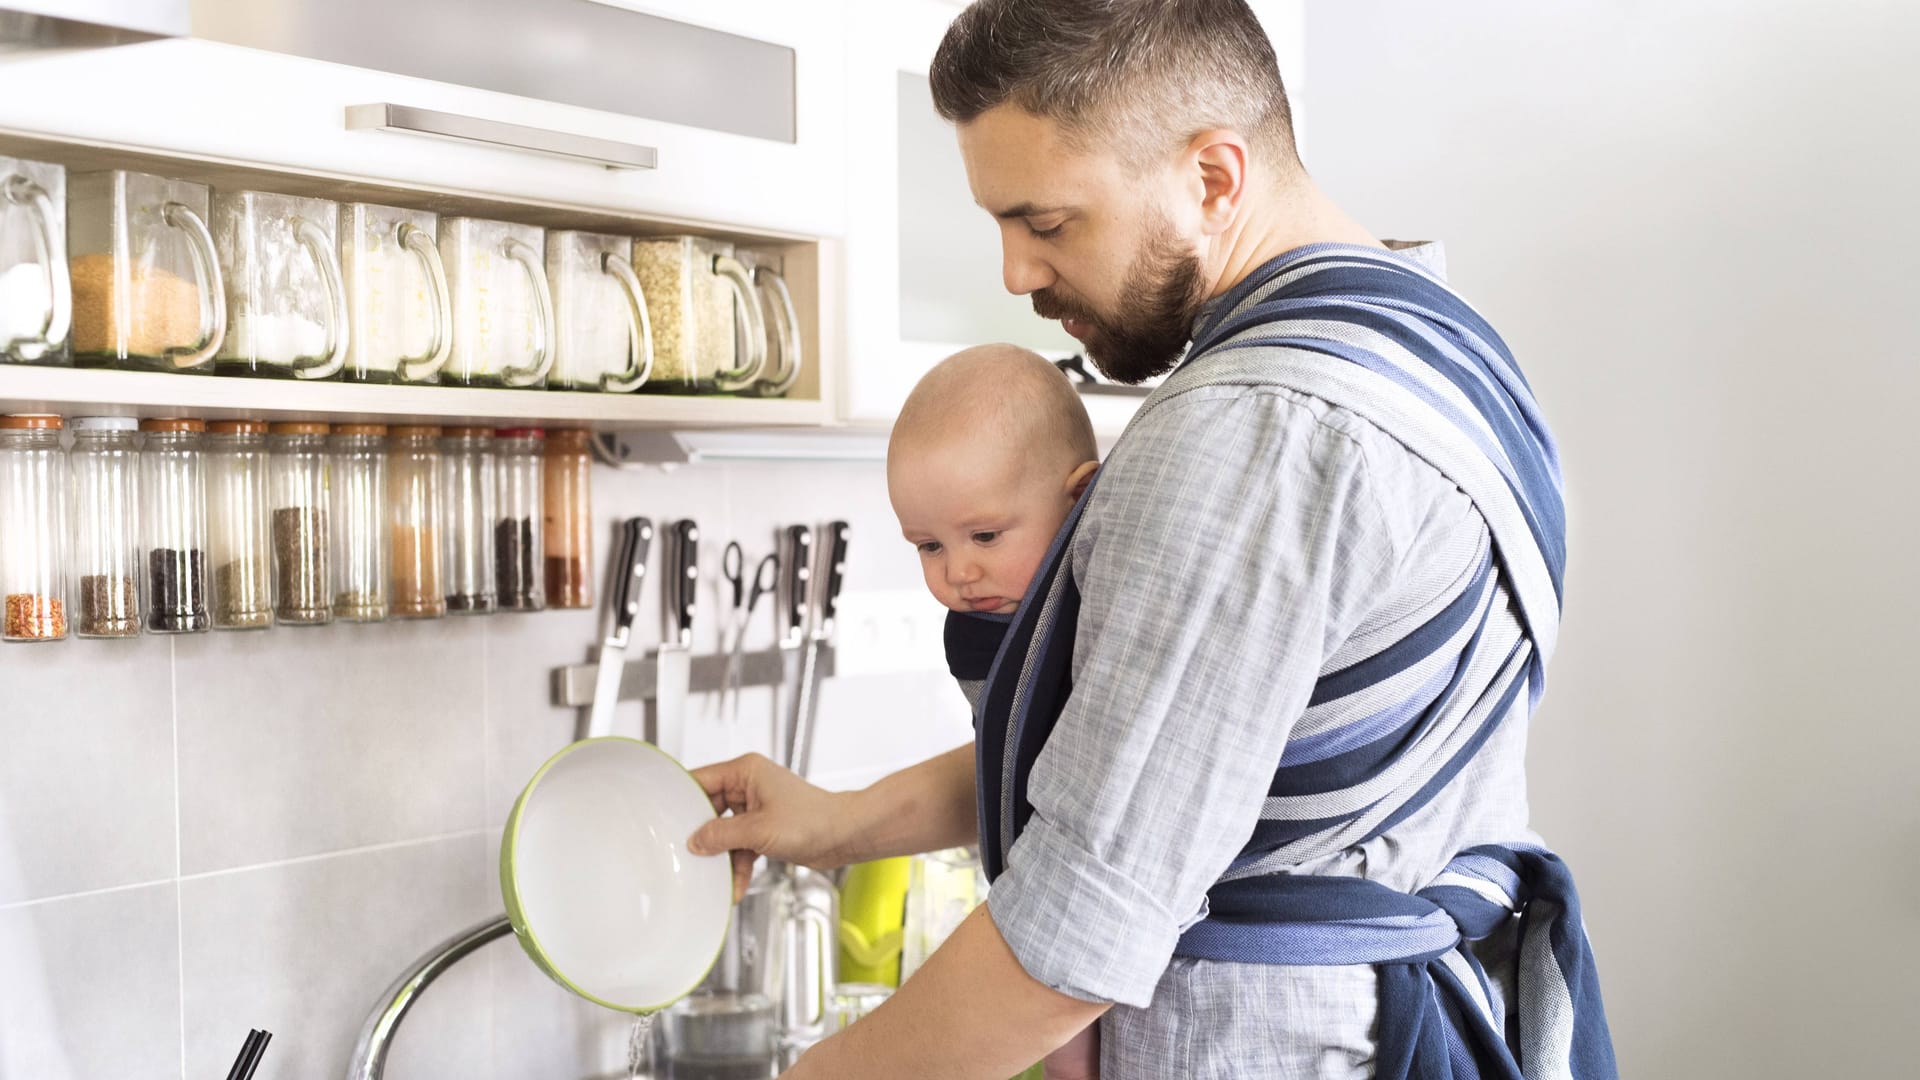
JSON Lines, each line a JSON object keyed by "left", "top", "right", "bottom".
{"left": 1042, "top": 1023, "right": 1101, "bottom": 1080}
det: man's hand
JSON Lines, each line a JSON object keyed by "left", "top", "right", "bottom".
{"left": 688, "top": 753, "right": 855, "bottom": 901}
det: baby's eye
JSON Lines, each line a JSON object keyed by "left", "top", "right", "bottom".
{"left": 916, "top": 540, "right": 942, "bottom": 555}
{"left": 971, "top": 531, "right": 1001, "bottom": 545}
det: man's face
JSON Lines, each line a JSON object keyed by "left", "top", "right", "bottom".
{"left": 956, "top": 106, "right": 1210, "bottom": 384}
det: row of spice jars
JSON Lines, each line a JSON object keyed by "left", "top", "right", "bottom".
{"left": 0, "top": 155, "right": 804, "bottom": 397}
{"left": 0, "top": 413, "right": 595, "bottom": 642}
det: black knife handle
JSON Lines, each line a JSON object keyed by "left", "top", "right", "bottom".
{"left": 670, "top": 520, "right": 699, "bottom": 646}
{"left": 611, "top": 517, "right": 653, "bottom": 639}
{"left": 778, "top": 524, "right": 812, "bottom": 644}
{"left": 815, "top": 520, "right": 850, "bottom": 635}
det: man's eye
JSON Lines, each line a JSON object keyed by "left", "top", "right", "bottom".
{"left": 1028, "top": 222, "right": 1064, "bottom": 240}
{"left": 917, "top": 541, "right": 942, "bottom": 555}
{"left": 971, "top": 531, "right": 1000, "bottom": 545}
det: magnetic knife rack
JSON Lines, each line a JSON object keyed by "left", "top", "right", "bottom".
{"left": 551, "top": 645, "right": 837, "bottom": 708}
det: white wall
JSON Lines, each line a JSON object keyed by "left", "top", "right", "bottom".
{"left": 1303, "top": 2, "right": 1920, "bottom": 1076}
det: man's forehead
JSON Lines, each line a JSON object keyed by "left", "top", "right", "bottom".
{"left": 956, "top": 106, "right": 1107, "bottom": 215}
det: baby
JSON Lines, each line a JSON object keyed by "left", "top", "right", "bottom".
{"left": 886, "top": 343, "right": 1103, "bottom": 1080}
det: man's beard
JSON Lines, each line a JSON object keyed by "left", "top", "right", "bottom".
{"left": 1030, "top": 220, "right": 1207, "bottom": 385}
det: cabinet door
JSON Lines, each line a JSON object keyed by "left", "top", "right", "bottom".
{"left": 0, "top": 0, "right": 848, "bottom": 238}
{"left": 838, "top": 0, "right": 1305, "bottom": 433}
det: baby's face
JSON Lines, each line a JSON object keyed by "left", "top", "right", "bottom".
{"left": 890, "top": 442, "right": 1075, "bottom": 616}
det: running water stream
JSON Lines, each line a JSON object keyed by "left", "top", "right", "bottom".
{"left": 627, "top": 1013, "right": 657, "bottom": 1079}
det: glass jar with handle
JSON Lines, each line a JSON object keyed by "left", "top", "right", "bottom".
{"left": 438, "top": 217, "right": 555, "bottom": 389}
{"left": 69, "top": 416, "right": 143, "bottom": 638}
{"left": 205, "top": 419, "right": 273, "bottom": 631}
{"left": 139, "top": 418, "right": 210, "bottom": 634}
{"left": 735, "top": 248, "right": 804, "bottom": 398}
{"left": 0, "top": 157, "right": 70, "bottom": 366}
{"left": 68, "top": 169, "right": 224, "bottom": 374}
{"left": 546, "top": 230, "right": 652, "bottom": 393}
{"left": 631, "top": 236, "right": 765, "bottom": 394}
{"left": 212, "top": 190, "right": 348, "bottom": 380}
{"left": 0, "top": 414, "right": 69, "bottom": 641}
{"left": 340, "top": 202, "right": 452, "bottom": 384}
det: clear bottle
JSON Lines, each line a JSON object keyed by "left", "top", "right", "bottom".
{"left": 268, "top": 421, "right": 332, "bottom": 625}
{"left": 205, "top": 420, "right": 273, "bottom": 630}
{"left": 388, "top": 425, "right": 444, "bottom": 620}
{"left": 494, "top": 427, "right": 545, "bottom": 612}
{"left": 69, "top": 416, "right": 142, "bottom": 638}
{"left": 543, "top": 428, "right": 593, "bottom": 610}
{"left": 331, "top": 424, "right": 389, "bottom": 622}
{"left": 440, "top": 427, "right": 496, "bottom": 615}
{"left": 139, "top": 417, "right": 209, "bottom": 634}
{"left": 0, "top": 414, "right": 70, "bottom": 641}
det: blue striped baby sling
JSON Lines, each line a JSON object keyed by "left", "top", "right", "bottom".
{"left": 964, "top": 244, "right": 1616, "bottom": 1079}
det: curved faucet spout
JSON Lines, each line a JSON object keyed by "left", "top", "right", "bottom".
{"left": 347, "top": 914, "right": 515, "bottom": 1080}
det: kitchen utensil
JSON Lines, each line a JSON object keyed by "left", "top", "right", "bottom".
{"left": 586, "top": 517, "right": 653, "bottom": 740}
{"left": 501, "top": 736, "right": 730, "bottom": 1013}
{"left": 771, "top": 525, "right": 811, "bottom": 768}
{"left": 901, "top": 847, "right": 987, "bottom": 983}
{"left": 652, "top": 519, "right": 699, "bottom": 760}
{"left": 786, "top": 521, "right": 849, "bottom": 780}
{"left": 0, "top": 156, "right": 69, "bottom": 365}
{"left": 825, "top": 983, "right": 892, "bottom": 1036}
{"left": 776, "top": 863, "right": 839, "bottom": 1053}
{"left": 719, "top": 540, "right": 779, "bottom": 735}
{"left": 658, "top": 989, "right": 777, "bottom": 1080}
{"left": 836, "top": 856, "right": 911, "bottom": 986}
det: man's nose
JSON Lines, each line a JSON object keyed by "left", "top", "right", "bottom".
{"left": 1002, "top": 234, "right": 1055, "bottom": 297}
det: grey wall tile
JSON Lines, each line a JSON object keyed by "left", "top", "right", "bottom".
{"left": 174, "top": 619, "right": 488, "bottom": 874}
{"left": 179, "top": 833, "right": 494, "bottom": 1080}
{"left": 0, "top": 882, "right": 182, "bottom": 1080}
{"left": 486, "top": 931, "right": 636, "bottom": 1080}
{"left": 0, "top": 635, "right": 175, "bottom": 905}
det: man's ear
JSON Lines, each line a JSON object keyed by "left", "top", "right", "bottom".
{"left": 1065, "top": 459, "right": 1100, "bottom": 501}
{"left": 1188, "top": 128, "right": 1251, "bottom": 236}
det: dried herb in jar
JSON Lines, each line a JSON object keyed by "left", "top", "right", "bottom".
{"left": 5, "top": 593, "right": 66, "bottom": 640}
{"left": 78, "top": 574, "right": 140, "bottom": 638}
{"left": 272, "top": 506, "right": 329, "bottom": 623}
{"left": 147, "top": 548, "right": 209, "bottom": 633}
{"left": 494, "top": 516, "right": 538, "bottom": 610}
{"left": 214, "top": 557, "right": 273, "bottom": 630}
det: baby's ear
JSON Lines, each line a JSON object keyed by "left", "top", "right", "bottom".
{"left": 1066, "top": 460, "right": 1100, "bottom": 500}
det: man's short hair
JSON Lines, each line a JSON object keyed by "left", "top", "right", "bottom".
{"left": 928, "top": 0, "right": 1298, "bottom": 169}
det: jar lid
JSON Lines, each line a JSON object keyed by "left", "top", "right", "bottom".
{"left": 206, "top": 420, "right": 268, "bottom": 436}
{"left": 140, "top": 417, "right": 205, "bottom": 434}
{"left": 545, "top": 428, "right": 593, "bottom": 451}
{"left": 268, "top": 421, "right": 331, "bottom": 436}
{"left": 333, "top": 423, "right": 389, "bottom": 437}
{"left": 389, "top": 424, "right": 443, "bottom": 438}
{"left": 70, "top": 416, "right": 139, "bottom": 433}
{"left": 443, "top": 426, "right": 495, "bottom": 438}
{"left": 1, "top": 414, "right": 64, "bottom": 430}
{"left": 496, "top": 426, "right": 546, "bottom": 439}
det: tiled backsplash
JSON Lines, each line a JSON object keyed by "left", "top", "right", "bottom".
{"left": 0, "top": 458, "right": 972, "bottom": 1080}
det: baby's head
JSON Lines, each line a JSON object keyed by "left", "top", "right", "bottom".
{"left": 888, "top": 344, "right": 1099, "bottom": 615}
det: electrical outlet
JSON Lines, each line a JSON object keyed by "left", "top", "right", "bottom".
{"left": 834, "top": 589, "right": 949, "bottom": 676}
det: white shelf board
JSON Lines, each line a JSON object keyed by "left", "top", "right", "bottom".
{"left": 0, "top": 365, "right": 830, "bottom": 431}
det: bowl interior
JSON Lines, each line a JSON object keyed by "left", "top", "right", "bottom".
{"left": 508, "top": 738, "right": 731, "bottom": 1011}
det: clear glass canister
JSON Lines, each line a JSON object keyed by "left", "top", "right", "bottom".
{"left": 735, "top": 248, "right": 804, "bottom": 398}
{"left": 631, "top": 236, "right": 764, "bottom": 394}
{"left": 68, "top": 169, "right": 224, "bottom": 373}
{"left": 268, "top": 421, "right": 332, "bottom": 625}
{"left": 547, "top": 230, "right": 651, "bottom": 393}
{"left": 139, "top": 417, "right": 209, "bottom": 634}
{"left": 388, "top": 425, "right": 444, "bottom": 620}
{"left": 438, "top": 217, "right": 554, "bottom": 388}
{"left": 0, "top": 414, "right": 69, "bottom": 641}
{"left": 440, "top": 427, "right": 496, "bottom": 614}
{"left": 0, "top": 157, "right": 70, "bottom": 366}
{"left": 213, "top": 190, "right": 347, "bottom": 380}
{"left": 205, "top": 419, "right": 272, "bottom": 630}
{"left": 494, "top": 428, "right": 544, "bottom": 612}
{"left": 69, "top": 416, "right": 142, "bottom": 638}
{"left": 330, "top": 424, "right": 388, "bottom": 622}
{"left": 341, "top": 202, "right": 451, "bottom": 384}
{"left": 542, "top": 429, "right": 592, "bottom": 609}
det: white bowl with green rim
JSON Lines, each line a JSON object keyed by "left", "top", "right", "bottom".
{"left": 501, "top": 736, "right": 732, "bottom": 1013}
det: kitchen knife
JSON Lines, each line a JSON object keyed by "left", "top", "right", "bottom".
{"left": 787, "top": 520, "right": 849, "bottom": 780}
{"left": 585, "top": 517, "right": 651, "bottom": 740}
{"left": 651, "top": 519, "right": 699, "bottom": 760}
{"left": 772, "top": 524, "right": 812, "bottom": 769}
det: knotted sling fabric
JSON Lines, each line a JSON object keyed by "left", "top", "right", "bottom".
{"left": 971, "top": 244, "right": 1615, "bottom": 1079}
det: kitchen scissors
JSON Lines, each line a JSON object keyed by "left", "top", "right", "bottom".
{"left": 720, "top": 541, "right": 779, "bottom": 731}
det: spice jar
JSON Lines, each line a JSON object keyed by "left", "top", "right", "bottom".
{"left": 736, "top": 248, "right": 804, "bottom": 398}
{"left": 547, "top": 230, "right": 652, "bottom": 393}
{"left": 543, "top": 429, "right": 593, "bottom": 610}
{"left": 205, "top": 420, "right": 273, "bottom": 630}
{"left": 67, "top": 169, "right": 224, "bottom": 373}
{"left": 331, "top": 424, "right": 389, "bottom": 622}
{"left": 0, "top": 414, "right": 69, "bottom": 641}
{"left": 440, "top": 427, "right": 496, "bottom": 615}
{"left": 438, "top": 217, "right": 554, "bottom": 388}
{"left": 1, "top": 157, "right": 70, "bottom": 366}
{"left": 139, "top": 418, "right": 210, "bottom": 634}
{"left": 341, "top": 202, "right": 451, "bottom": 384}
{"left": 632, "top": 236, "right": 765, "bottom": 394}
{"left": 69, "top": 416, "right": 142, "bottom": 638}
{"left": 388, "top": 426, "right": 444, "bottom": 620}
{"left": 268, "top": 421, "right": 332, "bottom": 625}
{"left": 494, "top": 428, "right": 545, "bottom": 612}
{"left": 212, "top": 190, "right": 348, "bottom": 380}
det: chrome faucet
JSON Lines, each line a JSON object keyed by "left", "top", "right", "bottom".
{"left": 346, "top": 914, "right": 514, "bottom": 1080}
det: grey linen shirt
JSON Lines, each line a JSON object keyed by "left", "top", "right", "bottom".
{"left": 980, "top": 245, "right": 1538, "bottom": 1078}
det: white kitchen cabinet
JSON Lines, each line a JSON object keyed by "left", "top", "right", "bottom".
{"left": 838, "top": 0, "right": 1306, "bottom": 435}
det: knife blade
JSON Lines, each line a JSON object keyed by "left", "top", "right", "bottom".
{"left": 586, "top": 517, "right": 652, "bottom": 740}
{"left": 651, "top": 519, "right": 698, "bottom": 760}
{"left": 787, "top": 520, "right": 848, "bottom": 780}
{"left": 772, "top": 524, "right": 812, "bottom": 769}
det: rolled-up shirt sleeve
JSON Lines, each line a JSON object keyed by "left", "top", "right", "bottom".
{"left": 985, "top": 385, "right": 1409, "bottom": 1007}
